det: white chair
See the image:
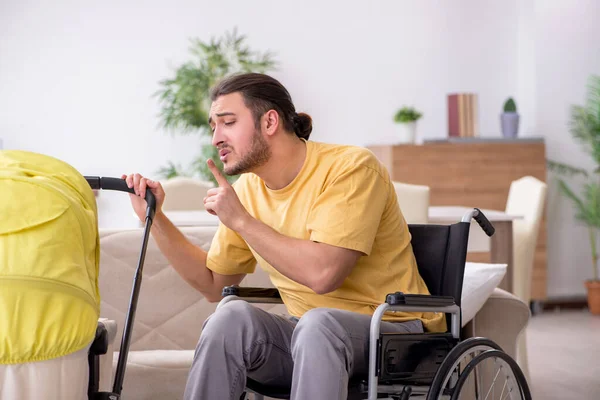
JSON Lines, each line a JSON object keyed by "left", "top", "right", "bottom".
{"left": 392, "top": 181, "right": 430, "bottom": 224}
{"left": 505, "top": 175, "right": 547, "bottom": 383}
{"left": 161, "top": 177, "right": 214, "bottom": 211}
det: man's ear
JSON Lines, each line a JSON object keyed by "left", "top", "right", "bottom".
{"left": 263, "top": 110, "right": 279, "bottom": 136}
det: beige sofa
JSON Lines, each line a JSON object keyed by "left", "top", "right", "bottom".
{"left": 98, "top": 226, "right": 529, "bottom": 399}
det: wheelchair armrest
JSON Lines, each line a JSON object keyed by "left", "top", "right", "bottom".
{"left": 221, "top": 285, "right": 283, "bottom": 304}
{"left": 377, "top": 292, "right": 461, "bottom": 341}
{"left": 385, "top": 292, "right": 456, "bottom": 307}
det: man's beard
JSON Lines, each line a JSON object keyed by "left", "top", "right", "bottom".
{"left": 223, "top": 129, "right": 271, "bottom": 176}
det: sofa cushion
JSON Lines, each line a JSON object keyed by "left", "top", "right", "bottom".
{"left": 98, "top": 227, "right": 288, "bottom": 352}
{"left": 113, "top": 350, "right": 194, "bottom": 400}
{"left": 460, "top": 262, "right": 507, "bottom": 326}
{"left": 115, "top": 349, "right": 195, "bottom": 370}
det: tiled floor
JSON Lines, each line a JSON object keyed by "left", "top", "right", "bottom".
{"left": 257, "top": 310, "right": 599, "bottom": 400}
{"left": 527, "top": 309, "right": 600, "bottom": 399}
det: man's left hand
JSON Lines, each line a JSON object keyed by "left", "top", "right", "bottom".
{"left": 204, "top": 159, "right": 251, "bottom": 231}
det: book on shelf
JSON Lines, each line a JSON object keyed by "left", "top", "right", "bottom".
{"left": 448, "top": 93, "right": 479, "bottom": 138}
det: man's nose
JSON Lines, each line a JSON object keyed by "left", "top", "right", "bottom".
{"left": 212, "top": 127, "right": 224, "bottom": 147}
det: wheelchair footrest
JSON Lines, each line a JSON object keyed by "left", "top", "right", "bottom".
{"left": 377, "top": 332, "right": 458, "bottom": 385}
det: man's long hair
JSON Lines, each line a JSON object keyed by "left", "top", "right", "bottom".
{"left": 210, "top": 73, "right": 313, "bottom": 140}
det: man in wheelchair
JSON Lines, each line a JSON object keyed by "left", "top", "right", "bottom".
{"left": 125, "top": 73, "right": 530, "bottom": 400}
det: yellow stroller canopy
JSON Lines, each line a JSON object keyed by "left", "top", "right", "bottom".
{"left": 0, "top": 150, "right": 100, "bottom": 364}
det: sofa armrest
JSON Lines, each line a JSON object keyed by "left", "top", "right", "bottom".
{"left": 97, "top": 318, "right": 118, "bottom": 392}
{"left": 461, "top": 288, "right": 530, "bottom": 359}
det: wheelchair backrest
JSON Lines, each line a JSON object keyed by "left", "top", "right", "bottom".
{"left": 407, "top": 222, "right": 470, "bottom": 308}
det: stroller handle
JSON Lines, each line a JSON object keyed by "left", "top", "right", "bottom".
{"left": 85, "top": 176, "right": 156, "bottom": 219}
{"left": 85, "top": 175, "right": 157, "bottom": 396}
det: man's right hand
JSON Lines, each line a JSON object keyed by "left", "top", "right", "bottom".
{"left": 122, "top": 173, "right": 166, "bottom": 221}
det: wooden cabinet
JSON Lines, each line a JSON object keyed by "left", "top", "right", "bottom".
{"left": 367, "top": 139, "right": 548, "bottom": 301}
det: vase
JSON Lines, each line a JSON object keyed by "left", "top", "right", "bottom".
{"left": 397, "top": 122, "right": 417, "bottom": 144}
{"left": 501, "top": 112, "right": 520, "bottom": 138}
{"left": 585, "top": 280, "right": 600, "bottom": 315}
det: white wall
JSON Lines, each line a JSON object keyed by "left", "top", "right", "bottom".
{"left": 2, "top": 0, "right": 598, "bottom": 297}
{"left": 533, "top": 0, "right": 600, "bottom": 297}
{"left": 0, "top": 0, "right": 520, "bottom": 228}
{"left": 516, "top": 0, "right": 536, "bottom": 136}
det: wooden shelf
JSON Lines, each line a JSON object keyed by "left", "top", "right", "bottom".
{"left": 367, "top": 139, "right": 548, "bottom": 300}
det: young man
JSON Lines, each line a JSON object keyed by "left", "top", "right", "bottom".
{"left": 124, "top": 73, "right": 445, "bottom": 400}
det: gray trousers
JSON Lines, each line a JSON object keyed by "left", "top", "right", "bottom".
{"left": 183, "top": 300, "right": 424, "bottom": 400}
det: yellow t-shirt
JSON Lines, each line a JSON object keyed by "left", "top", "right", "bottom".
{"left": 206, "top": 140, "right": 446, "bottom": 333}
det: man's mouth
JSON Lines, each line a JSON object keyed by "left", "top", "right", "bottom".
{"left": 219, "top": 149, "right": 231, "bottom": 161}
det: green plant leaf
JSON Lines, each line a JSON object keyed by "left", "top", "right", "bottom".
{"left": 503, "top": 98, "right": 517, "bottom": 112}
{"left": 155, "top": 161, "right": 191, "bottom": 179}
{"left": 557, "top": 179, "right": 600, "bottom": 232}
{"left": 393, "top": 106, "right": 422, "bottom": 123}
{"left": 547, "top": 159, "right": 589, "bottom": 177}
{"left": 557, "top": 179, "right": 587, "bottom": 221}
{"left": 581, "top": 183, "right": 600, "bottom": 227}
{"left": 567, "top": 76, "right": 600, "bottom": 166}
{"left": 585, "top": 75, "right": 600, "bottom": 123}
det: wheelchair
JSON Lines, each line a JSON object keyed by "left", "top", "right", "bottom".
{"left": 219, "top": 208, "right": 532, "bottom": 400}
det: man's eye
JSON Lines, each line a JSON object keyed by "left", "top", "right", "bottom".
{"left": 224, "top": 121, "right": 235, "bottom": 126}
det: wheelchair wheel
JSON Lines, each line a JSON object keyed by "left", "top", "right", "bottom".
{"left": 450, "top": 350, "right": 531, "bottom": 400}
{"left": 426, "top": 337, "right": 531, "bottom": 400}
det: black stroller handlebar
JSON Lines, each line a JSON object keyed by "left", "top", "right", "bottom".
{"left": 85, "top": 175, "right": 156, "bottom": 398}
{"left": 85, "top": 176, "right": 156, "bottom": 219}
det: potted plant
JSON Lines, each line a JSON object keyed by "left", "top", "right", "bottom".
{"left": 547, "top": 74, "right": 600, "bottom": 314}
{"left": 500, "top": 97, "right": 520, "bottom": 138}
{"left": 393, "top": 106, "right": 422, "bottom": 144}
{"left": 154, "top": 28, "right": 277, "bottom": 186}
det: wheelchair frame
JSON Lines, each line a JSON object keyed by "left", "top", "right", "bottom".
{"left": 218, "top": 208, "right": 532, "bottom": 400}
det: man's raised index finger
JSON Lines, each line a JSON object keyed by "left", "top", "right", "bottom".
{"left": 207, "top": 159, "right": 230, "bottom": 187}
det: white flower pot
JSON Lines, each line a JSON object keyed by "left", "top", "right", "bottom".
{"left": 397, "top": 122, "right": 417, "bottom": 144}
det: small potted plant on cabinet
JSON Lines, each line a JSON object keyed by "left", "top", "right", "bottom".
{"left": 393, "top": 106, "right": 422, "bottom": 144}
{"left": 501, "top": 97, "right": 520, "bottom": 138}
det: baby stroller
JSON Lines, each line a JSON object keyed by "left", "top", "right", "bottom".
{"left": 0, "top": 150, "right": 156, "bottom": 400}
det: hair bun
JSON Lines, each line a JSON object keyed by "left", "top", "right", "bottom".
{"left": 293, "top": 112, "right": 313, "bottom": 140}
